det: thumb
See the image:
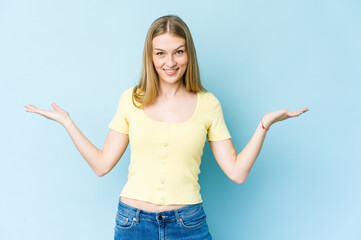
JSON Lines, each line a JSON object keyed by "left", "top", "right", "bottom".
{"left": 51, "top": 102, "right": 61, "bottom": 111}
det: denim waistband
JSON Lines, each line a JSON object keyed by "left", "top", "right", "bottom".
{"left": 117, "top": 197, "right": 204, "bottom": 224}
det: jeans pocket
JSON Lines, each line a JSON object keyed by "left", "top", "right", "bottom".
{"left": 179, "top": 206, "right": 207, "bottom": 229}
{"left": 115, "top": 211, "right": 135, "bottom": 230}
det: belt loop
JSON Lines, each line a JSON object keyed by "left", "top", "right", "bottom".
{"left": 174, "top": 209, "right": 180, "bottom": 224}
{"left": 135, "top": 209, "right": 140, "bottom": 224}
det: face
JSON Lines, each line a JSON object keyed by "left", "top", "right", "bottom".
{"left": 152, "top": 33, "right": 188, "bottom": 85}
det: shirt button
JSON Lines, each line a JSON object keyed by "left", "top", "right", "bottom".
{"left": 162, "top": 142, "right": 168, "bottom": 147}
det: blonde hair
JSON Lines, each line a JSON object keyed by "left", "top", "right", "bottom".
{"left": 132, "top": 14, "right": 207, "bottom": 109}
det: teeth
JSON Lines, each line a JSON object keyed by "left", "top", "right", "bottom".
{"left": 165, "top": 69, "right": 177, "bottom": 73}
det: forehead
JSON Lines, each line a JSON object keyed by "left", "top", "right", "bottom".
{"left": 152, "top": 33, "right": 185, "bottom": 50}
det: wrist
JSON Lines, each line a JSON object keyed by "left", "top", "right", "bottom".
{"left": 261, "top": 115, "right": 273, "bottom": 130}
{"left": 61, "top": 115, "right": 73, "bottom": 128}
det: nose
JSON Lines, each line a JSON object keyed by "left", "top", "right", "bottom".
{"left": 165, "top": 54, "right": 176, "bottom": 68}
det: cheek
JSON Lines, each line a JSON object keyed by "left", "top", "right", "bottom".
{"left": 152, "top": 58, "right": 162, "bottom": 69}
{"left": 180, "top": 55, "right": 188, "bottom": 66}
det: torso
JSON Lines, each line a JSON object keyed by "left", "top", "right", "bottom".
{"left": 121, "top": 196, "right": 189, "bottom": 212}
{"left": 121, "top": 89, "right": 199, "bottom": 213}
{"left": 143, "top": 90, "right": 198, "bottom": 123}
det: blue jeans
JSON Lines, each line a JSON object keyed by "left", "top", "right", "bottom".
{"left": 114, "top": 197, "right": 213, "bottom": 240}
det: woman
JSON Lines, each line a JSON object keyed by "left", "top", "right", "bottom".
{"left": 25, "top": 15, "right": 309, "bottom": 239}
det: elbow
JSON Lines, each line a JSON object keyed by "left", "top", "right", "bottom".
{"left": 95, "top": 167, "right": 108, "bottom": 177}
{"left": 96, "top": 171, "right": 105, "bottom": 177}
{"left": 231, "top": 172, "right": 247, "bottom": 184}
{"left": 95, "top": 151, "right": 109, "bottom": 177}
{"left": 233, "top": 177, "right": 246, "bottom": 184}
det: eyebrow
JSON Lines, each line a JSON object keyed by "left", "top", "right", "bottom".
{"left": 154, "top": 45, "right": 185, "bottom": 51}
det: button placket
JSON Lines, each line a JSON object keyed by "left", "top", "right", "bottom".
{"left": 162, "top": 123, "right": 170, "bottom": 148}
{"left": 159, "top": 123, "right": 170, "bottom": 204}
{"left": 161, "top": 140, "right": 168, "bottom": 153}
{"left": 160, "top": 123, "right": 170, "bottom": 166}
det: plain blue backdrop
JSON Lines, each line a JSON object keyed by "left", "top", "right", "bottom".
{"left": 1, "top": 0, "right": 360, "bottom": 239}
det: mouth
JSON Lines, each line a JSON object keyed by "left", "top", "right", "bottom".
{"left": 163, "top": 68, "right": 179, "bottom": 76}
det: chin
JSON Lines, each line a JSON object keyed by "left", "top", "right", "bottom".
{"left": 158, "top": 74, "right": 183, "bottom": 83}
{"left": 162, "top": 79, "right": 182, "bottom": 84}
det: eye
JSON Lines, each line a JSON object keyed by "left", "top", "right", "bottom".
{"left": 156, "top": 52, "right": 164, "bottom": 56}
{"left": 176, "top": 50, "right": 184, "bottom": 54}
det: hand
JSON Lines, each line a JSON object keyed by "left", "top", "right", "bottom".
{"left": 24, "top": 102, "right": 70, "bottom": 125}
{"left": 262, "top": 107, "right": 309, "bottom": 128}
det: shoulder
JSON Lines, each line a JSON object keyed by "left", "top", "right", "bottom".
{"left": 201, "top": 91, "right": 221, "bottom": 105}
{"left": 122, "top": 86, "right": 135, "bottom": 96}
{"left": 199, "top": 91, "right": 226, "bottom": 118}
{"left": 115, "top": 86, "right": 136, "bottom": 109}
{"left": 118, "top": 86, "right": 135, "bottom": 101}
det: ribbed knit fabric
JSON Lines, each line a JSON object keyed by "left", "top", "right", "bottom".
{"left": 108, "top": 86, "right": 231, "bottom": 205}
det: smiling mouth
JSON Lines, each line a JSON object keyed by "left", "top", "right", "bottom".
{"left": 163, "top": 68, "right": 179, "bottom": 75}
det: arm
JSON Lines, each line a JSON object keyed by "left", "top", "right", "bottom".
{"left": 25, "top": 102, "right": 129, "bottom": 177}
{"left": 231, "top": 119, "right": 269, "bottom": 184}
{"left": 210, "top": 108, "right": 309, "bottom": 184}
{"left": 209, "top": 119, "right": 268, "bottom": 184}
{"left": 62, "top": 117, "right": 129, "bottom": 177}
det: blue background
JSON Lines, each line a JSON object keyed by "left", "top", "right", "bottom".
{"left": 1, "top": 0, "right": 360, "bottom": 239}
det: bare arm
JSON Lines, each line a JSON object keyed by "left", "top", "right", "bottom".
{"left": 61, "top": 117, "right": 103, "bottom": 175}
{"left": 62, "top": 117, "right": 129, "bottom": 176}
{"left": 210, "top": 108, "right": 309, "bottom": 184}
{"left": 231, "top": 119, "right": 269, "bottom": 184}
{"left": 209, "top": 119, "right": 268, "bottom": 184}
{"left": 25, "top": 103, "right": 129, "bottom": 177}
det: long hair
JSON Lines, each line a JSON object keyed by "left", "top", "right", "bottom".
{"left": 132, "top": 14, "right": 207, "bottom": 109}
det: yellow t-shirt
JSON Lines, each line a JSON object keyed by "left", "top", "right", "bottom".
{"left": 108, "top": 86, "right": 231, "bottom": 205}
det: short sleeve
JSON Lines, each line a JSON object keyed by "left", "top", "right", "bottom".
{"left": 207, "top": 93, "right": 231, "bottom": 142}
{"left": 108, "top": 90, "right": 129, "bottom": 134}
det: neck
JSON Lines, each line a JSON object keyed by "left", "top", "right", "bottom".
{"left": 158, "top": 80, "right": 186, "bottom": 99}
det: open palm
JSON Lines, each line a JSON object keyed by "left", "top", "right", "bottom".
{"left": 24, "top": 103, "right": 69, "bottom": 124}
{"left": 265, "top": 107, "right": 309, "bottom": 128}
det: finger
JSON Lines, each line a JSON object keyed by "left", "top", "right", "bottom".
{"left": 51, "top": 102, "right": 61, "bottom": 111}
{"left": 288, "top": 110, "right": 303, "bottom": 117}
{"left": 24, "top": 104, "right": 37, "bottom": 109}
{"left": 26, "top": 107, "right": 42, "bottom": 114}
{"left": 299, "top": 108, "right": 309, "bottom": 115}
{"left": 24, "top": 105, "right": 39, "bottom": 112}
{"left": 25, "top": 106, "right": 47, "bottom": 115}
{"left": 291, "top": 108, "right": 308, "bottom": 115}
{"left": 289, "top": 112, "right": 300, "bottom": 117}
{"left": 295, "top": 108, "right": 308, "bottom": 116}
{"left": 35, "top": 109, "right": 55, "bottom": 119}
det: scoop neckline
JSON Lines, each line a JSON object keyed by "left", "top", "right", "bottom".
{"left": 141, "top": 91, "right": 201, "bottom": 126}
